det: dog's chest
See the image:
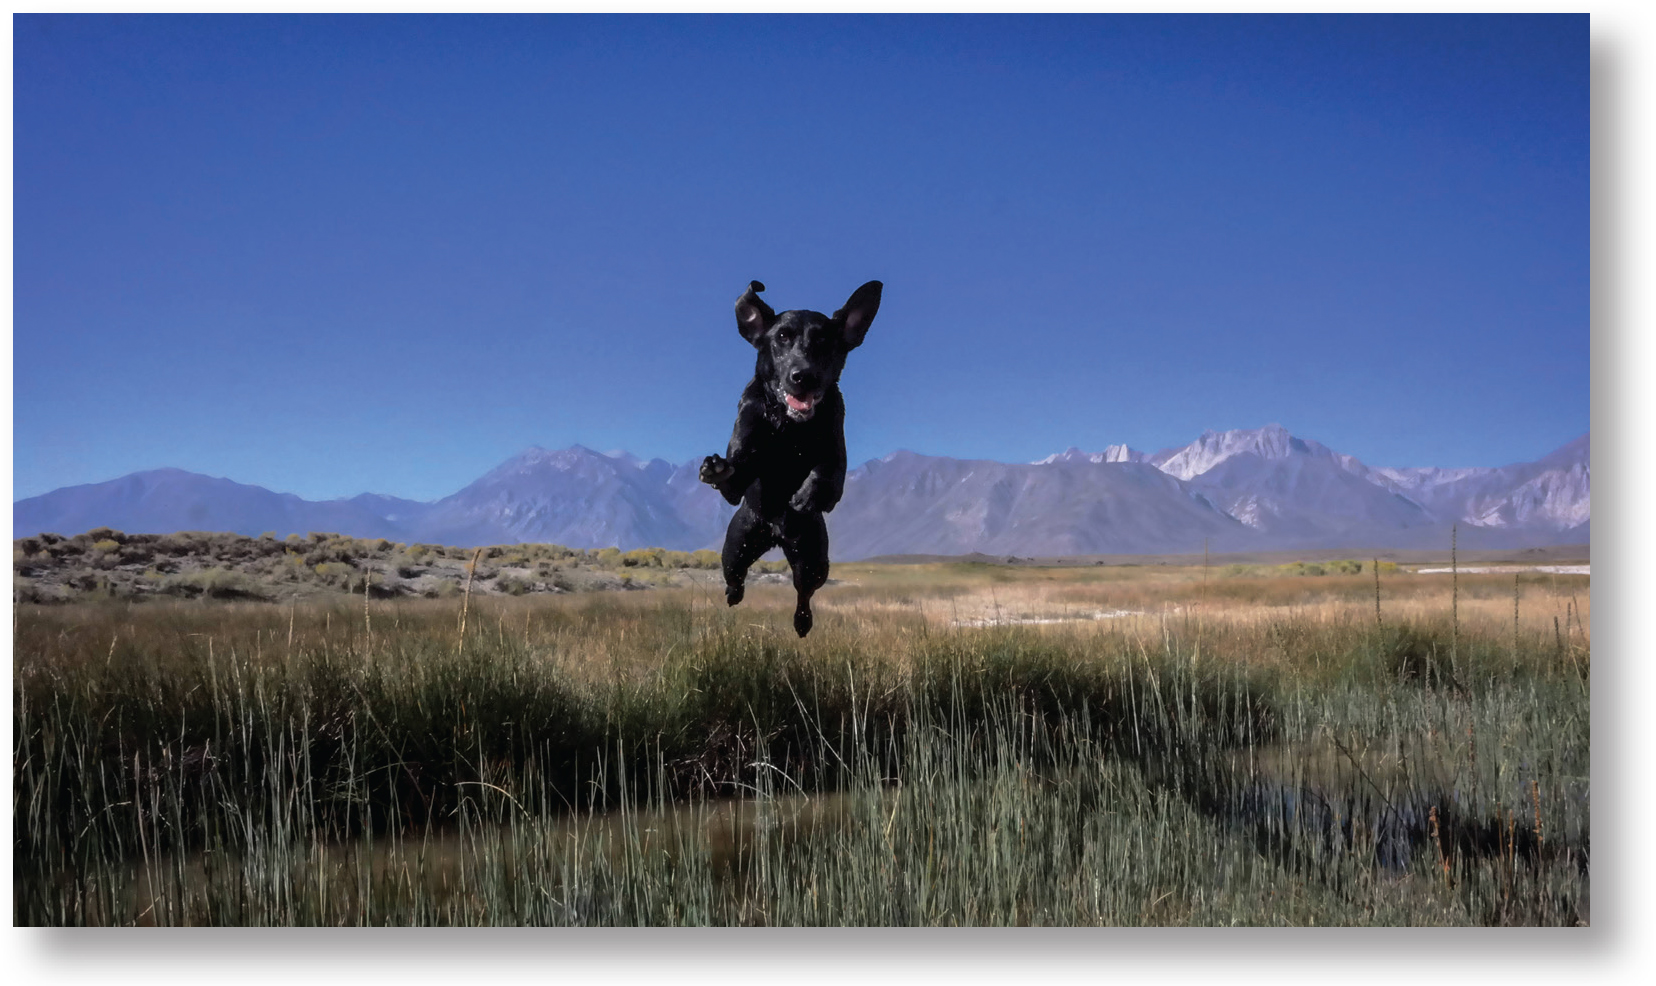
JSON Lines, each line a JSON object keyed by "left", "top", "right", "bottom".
{"left": 767, "top": 424, "right": 824, "bottom": 479}
{"left": 741, "top": 412, "right": 829, "bottom": 516}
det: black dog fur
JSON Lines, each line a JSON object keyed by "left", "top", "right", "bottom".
{"left": 700, "top": 279, "right": 882, "bottom": 637}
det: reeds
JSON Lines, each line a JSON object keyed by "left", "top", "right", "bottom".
{"left": 12, "top": 569, "right": 1590, "bottom": 926}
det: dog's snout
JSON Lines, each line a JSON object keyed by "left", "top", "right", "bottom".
{"left": 788, "top": 368, "right": 806, "bottom": 386}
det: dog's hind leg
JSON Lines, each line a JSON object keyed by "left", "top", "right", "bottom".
{"left": 720, "top": 503, "right": 774, "bottom": 607}
{"left": 780, "top": 511, "right": 831, "bottom": 638}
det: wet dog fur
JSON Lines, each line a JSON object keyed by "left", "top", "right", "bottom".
{"left": 700, "top": 280, "right": 882, "bottom": 637}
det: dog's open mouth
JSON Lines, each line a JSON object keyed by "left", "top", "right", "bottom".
{"left": 782, "top": 390, "right": 819, "bottom": 420}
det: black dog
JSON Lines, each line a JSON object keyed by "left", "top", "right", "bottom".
{"left": 700, "top": 279, "right": 882, "bottom": 637}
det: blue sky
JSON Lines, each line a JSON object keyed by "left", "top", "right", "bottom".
{"left": 12, "top": 14, "right": 1588, "bottom": 502}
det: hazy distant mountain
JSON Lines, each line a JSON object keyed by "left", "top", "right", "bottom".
{"left": 12, "top": 468, "right": 414, "bottom": 541}
{"left": 1128, "top": 424, "right": 1437, "bottom": 547}
{"left": 1368, "top": 434, "right": 1590, "bottom": 535}
{"left": 1040, "top": 425, "right": 1590, "bottom": 549}
{"left": 829, "top": 451, "right": 1255, "bottom": 558}
{"left": 410, "top": 446, "right": 733, "bottom": 551}
{"left": 347, "top": 493, "right": 436, "bottom": 527}
{"left": 1185, "top": 449, "right": 1436, "bottom": 546}
{"left": 15, "top": 429, "right": 1590, "bottom": 558}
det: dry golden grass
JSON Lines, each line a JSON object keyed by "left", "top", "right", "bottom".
{"left": 15, "top": 557, "right": 1591, "bottom": 927}
{"left": 816, "top": 563, "right": 1589, "bottom": 644}
{"left": 18, "top": 561, "right": 1588, "bottom": 692}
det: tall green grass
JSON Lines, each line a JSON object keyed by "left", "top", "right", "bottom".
{"left": 13, "top": 587, "right": 1588, "bottom": 925}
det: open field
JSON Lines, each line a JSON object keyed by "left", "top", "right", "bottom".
{"left": 13, "top": 552, "right": 1589, "bottom": 926}
{"left": 863, "top": 544, "right": 1590, "bottom": 568}
{"left": 14, "top": 528, "right": 1588, "bottom": 608}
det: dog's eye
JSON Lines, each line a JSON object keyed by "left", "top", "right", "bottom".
{"left": 776, "top": 331, "right": 794, "bottom": 344}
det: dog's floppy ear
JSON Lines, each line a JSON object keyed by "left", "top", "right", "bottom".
{"left": 834, "top": 280, "right": 882, "bottom": 350}
{"left": 735, "top": 281, "right": 775, "bottom": 346}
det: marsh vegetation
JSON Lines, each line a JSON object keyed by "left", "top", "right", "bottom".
{"left": 13, "top": 554, "right": 1589, "bottom": 925}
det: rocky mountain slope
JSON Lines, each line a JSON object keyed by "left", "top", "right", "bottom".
{"left": 15, "top": 428, "right": 1589, "bottom": 557}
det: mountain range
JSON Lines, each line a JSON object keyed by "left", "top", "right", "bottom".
{"left": 13, "top": 425, "right": 1589, "bottom": 558}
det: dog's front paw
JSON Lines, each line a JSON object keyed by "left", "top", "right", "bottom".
{"left": 700, "top": 454, "right": 735, "bottom": 487}
{"left": 790, "top": 476, "right": 835, "bottom": 514}
{"left": 788, "top": 483, "right": 820, "bottom": 514}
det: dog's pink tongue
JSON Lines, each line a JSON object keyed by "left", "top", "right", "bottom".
{"left": 786, "top": 393, "right": 814, "bottom": 411}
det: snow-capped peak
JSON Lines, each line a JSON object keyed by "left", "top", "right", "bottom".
{"left": 1100, "top": 444, "right": 1147, "bottom": 463}
{"left": 1155, "top": 424, "right": 1307, "bottom": 480}
{"left": 1033, "top": 444, "right": 1148, "bottom": 465}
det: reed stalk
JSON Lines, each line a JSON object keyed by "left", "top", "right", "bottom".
{"left": 458, "top": 547, "right": 483, "bottom": 657}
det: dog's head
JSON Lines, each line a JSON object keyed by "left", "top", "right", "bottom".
{"left": 735, "top": 280, "right": 882, "bottom": 422}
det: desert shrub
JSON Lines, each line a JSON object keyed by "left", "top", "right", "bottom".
{"left": 313, "top": 562, "right": 354, "bottom": 586}
{"left": 118, "top": 542, "right": 156, "bottom": 565}
{"left": 154, "top": 535, "right": 194, "bottom": 558}
{"left": 249, "top": 555, "right": 278, "bottom": 575}
{"left": 165, "top": 567, "right": 264, "bottom": 600}
{"left": 497, "top": 576, "right": 530, "bottom": 596}
{"left": 690, "top": 549, "right": 721, "bottom": 569}
{"left": 306, "top": 538, "right": 367, "bottom": 565}
{"left": 620, "top": 548, "right": 667, "bottom": 568}
{"left": 348, "top": 571, "right": 387, "bottom": 595}
{"left": 14, "top": 577, "right": 40, "bottom": 604}
{"left": 47, "top": 538, "right": 86, "bottom": 559}
{"left": 1278, "top": 562, "right": 1325, "bottom": 577}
